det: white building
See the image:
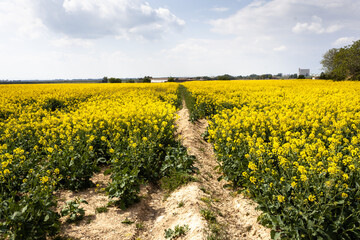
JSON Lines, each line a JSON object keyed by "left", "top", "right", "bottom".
{"left": 298, "top": 68, "right": 310, "bottom": 77}
{"left": 151, "top": 78, "right": 168, "bottom": 83}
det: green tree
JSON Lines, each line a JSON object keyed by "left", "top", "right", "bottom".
{"left": 217, "top": 74, "right": 233, "bottom": 80}
{"left": 297, "top": 74, "right": 305, "bottom": 79}
{"left": 108, "top": 78, "right": 122, "bottom": 83}
{"left": 140, "top": 76, "right": 152, "bottom": 83}
{"left": 319, "top": 72, "right": 328, "bottom": 79}
{"left": 168, "top": 77, "right": 175, "bottom": 82}
{"left": 321, "top": 48, "right": 339, "bottom": 73}
{"left": 331, "top": 47, "right": 349, "bottom": 81}
{"left": 289, "top": 74, "right": 297, "bottom": 79}
{"left": 261, "top": 74, "right": 273, "bottom": 79}
{"left": 347, "top": 40, "right": 360, "bottom": 80}
{"left": 321, "top": 40, "right": 360, "bottom": 81}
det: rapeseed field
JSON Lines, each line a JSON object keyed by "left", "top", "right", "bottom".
{"left": 0, "top": 83, "right": 194, "bottom": 239}
{"left": 184, "top": 80, "right": 360, "bottom": 239}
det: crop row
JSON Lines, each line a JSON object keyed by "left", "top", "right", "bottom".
{"left": 183, "top": 80, "right": 360, "bottom": 239}
{"left": 0, "top": 83, "right": 194, "bottom": 239}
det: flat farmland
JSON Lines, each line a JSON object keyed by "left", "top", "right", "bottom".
{"left": 1, "top": 80, "right": 360, "bottom": 239}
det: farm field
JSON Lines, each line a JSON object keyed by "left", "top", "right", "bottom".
{"left": 1, "top": 80, "right": 360, "bottom": 239}
{"left": 0, "top": 83, "right": 196, "bottom": 239}
{"left": 183, "top": 80, "right": 360, "bottom": 239}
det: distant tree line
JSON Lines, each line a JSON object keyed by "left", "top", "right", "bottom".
{"left": 0, "top": 79, "right": 103, "bottom": 84}
{"left": 167, "top": 77, "right": 175, "bottom": 82}
{"left": 103, "top": 76, "right": 144, "bottom": 83}
{"left": 138, "top": 76, "right": 152, "bottom": 83}
{"left": 192, "top": 73, "right": 298, "bottom": 81}
{"left": 320, "top": 40, "right": 360, "bottom": 81}
{"left": 100, "top": 73, "right": 303, "bottom": 84}
{"left": 104, "top": 76, "right": 177, "bottom": 83}
{"left": 105, "top": 77, "right": 122, "bottom": 83}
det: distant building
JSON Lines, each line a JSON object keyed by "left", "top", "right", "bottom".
{"left": 151, "top": 78, "right": 168, "bottom": 83}
{"left": 298, "top": 68, "right": 310, "bottom": 77}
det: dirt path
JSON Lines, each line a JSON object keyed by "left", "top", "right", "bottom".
{"left": 57, "top": 101, "right": 270, "bottom": 240}
{"left": 175, "top": 102, "right": 271, "bottom": 240}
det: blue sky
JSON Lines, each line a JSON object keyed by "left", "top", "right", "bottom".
{"left": 0, "top": 0, "right": 359, "bottom": 80}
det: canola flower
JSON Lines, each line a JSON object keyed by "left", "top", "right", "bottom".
{"left": 277, "top": 195, "right": 285, "bottom": 203}
{"left": 0, "top": 82, "right": 181, "bottom": 239}
{"left": 0, "top": 83, "right": 179, "bottom": 186}
{"left": 183, "top": 80, "right": 360, "bottom": 239}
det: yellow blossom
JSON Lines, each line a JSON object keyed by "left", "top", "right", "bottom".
{"left": 248, "top": 161, "right": 257, "bottom": 171}
{"left": 40, "top": 176, "right": 49, "bottom": 184}
{"left": 300, "top": 174, "right": 308, "bottom": 182}
{"left": 277, "top": 195, "right": 285, "bottom": 203}
{"left": 308, "top": 195, "right": 316, "bottom": 202}
{"left": 249, "top": 176, "right": 256, "bottom": 184}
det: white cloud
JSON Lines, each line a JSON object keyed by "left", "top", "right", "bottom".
{"left": 211, "top": 0, "right": 359, "bottom": 36}
{"left": 52, "top": 37, "right": 94, "bottom": 48}
{"left": 209, "top": 0, "right": 360, "bottom": 70}
{"left": 34, "top": 0, "right": 185, "bottom": 39}
{"left": 273, "top": 45, "right": 287, "bottom": 52}
{"left": 292, "top": 16, "right": 341, "bottom": 34}
{"left": 0, "top": 0, "right": 47, "bottom": 39}
{"left": 333, "top": 37, "right": 357, "bottom": 47}
{"left": 211, "top": 7, "right": 229, "bottom": 12}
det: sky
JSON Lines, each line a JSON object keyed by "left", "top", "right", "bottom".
{"left": 0, "top": 0, "right": 360, "bottom": 80}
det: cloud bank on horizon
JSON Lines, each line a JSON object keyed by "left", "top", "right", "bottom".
{"left": 0, "top": 0, "right": 359, "bottom": 79}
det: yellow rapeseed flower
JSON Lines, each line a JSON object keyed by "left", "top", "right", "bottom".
{"left": 277, "top": 195, "right": 285, "bottom": 203}
{"left": 300, "top": 174, "right": 308, "bottom": 182}
{"left": 249, "top": 176, "right": 256, "bottom": 184}
{"left": 308, "top": 195, "right": 316, "bottom": 202}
